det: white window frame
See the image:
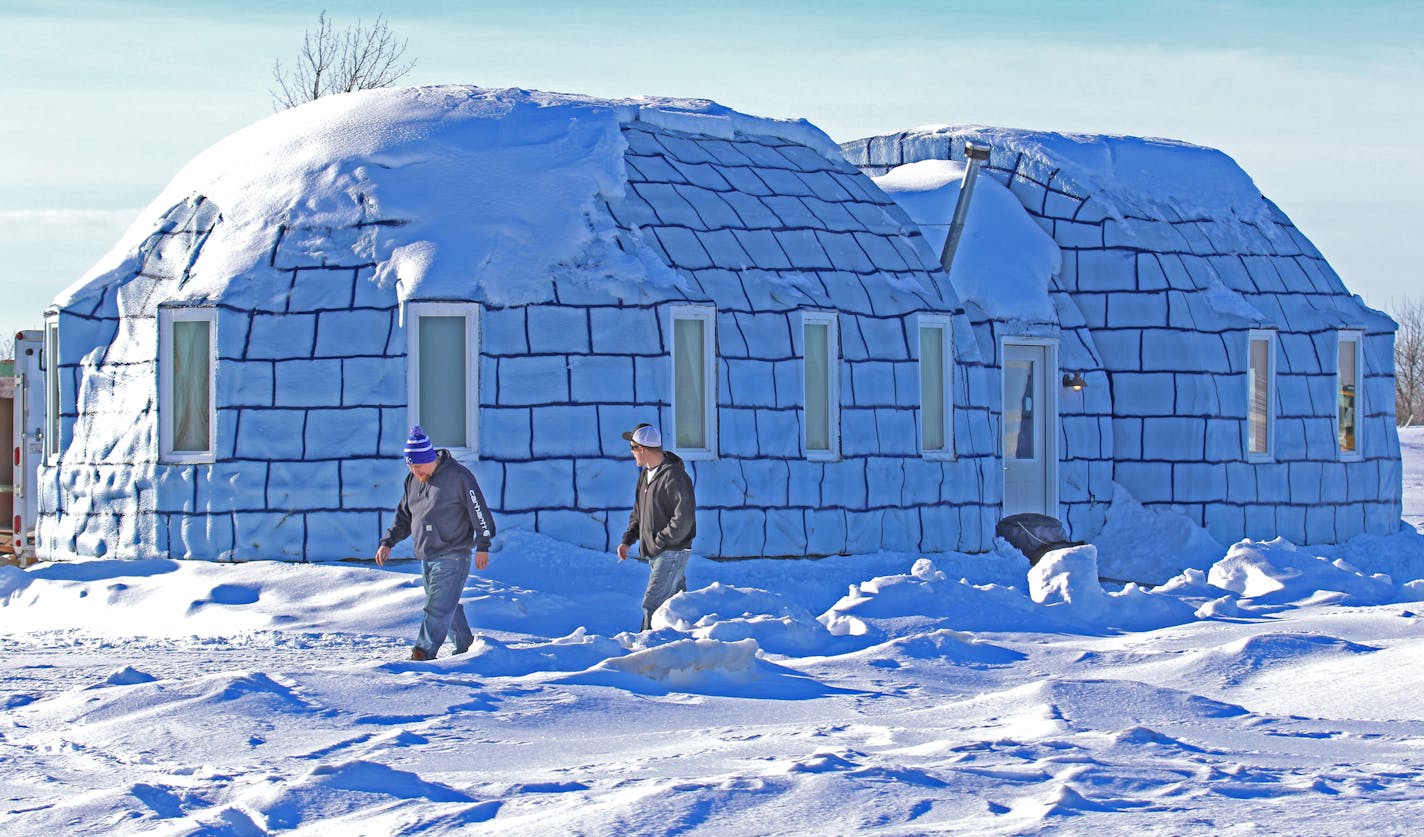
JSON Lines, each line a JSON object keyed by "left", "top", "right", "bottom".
{"left": 406, "top": 302, "right": 482, "bottom": 457}
{"left": 1246, "top": 329, "right": 1277, "bottom": 462}
{"left": 158, "top": 307, "right": 218, "bottom": 464}
{"left": 917, "top": 313, "right": 955, "bottom": 460}
{"left": 43, "top": 313, "right": 61, "bottom": 464}
{"left": 669, "top": 304, "right": 717, "bottom": 460}
{"left": 1337, "top": 329, "right": 1364, "bottom": 461}
{"left": 801, "top": 311, "right": 840, "bottom": 461}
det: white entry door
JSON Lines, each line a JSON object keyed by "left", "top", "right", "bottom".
{"left": 1002, "top": 342, "right": 1056, "bottom": 518}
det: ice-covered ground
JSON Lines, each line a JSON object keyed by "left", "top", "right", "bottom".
{"left": 3, "top": 433, "right": 1424, "bottom": 834}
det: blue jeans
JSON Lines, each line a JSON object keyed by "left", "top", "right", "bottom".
{"left": 641, "top": 548, "right": 691, "bottom": 631}
{"left": 416, "top": 552, "right": 473, "bottom": 657}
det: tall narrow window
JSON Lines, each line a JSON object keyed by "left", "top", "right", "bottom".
{"left": 670, "top": 305, "right": 716, "bottom": 458}
{"left": 802, "top": 312, "right": 839, "bottom": 459}
{"left": 918, "top": 314, "right": 954, "bottom": 458}
{"left": 1247, "top": 330, "right": 1275, "bottom": 460}
{"left": 406, "top": 302, "right": 480, "bottom": 452}
{"left": 159, "top": 307, "right": 217, "bottom": 462}
{"left": 1338, "top": 330, "right": 1363, "bottom": 459}
{"left": 43, "top": 314, "right": 60, "bottom": 463}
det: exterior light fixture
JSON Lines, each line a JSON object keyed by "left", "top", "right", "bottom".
{"left": 1062, "top": 372, "right": 1087, "bottom": 391}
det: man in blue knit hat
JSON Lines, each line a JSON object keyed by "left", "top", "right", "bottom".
{"left": 377, "top": 425, "right": 497, "bottom": 660}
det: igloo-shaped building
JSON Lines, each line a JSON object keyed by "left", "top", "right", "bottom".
{"left": 843, "top": 126, "right": 1403, "bottom": 545}
{"left": 37, "top": 86, "right": 1009, "bottom": 562}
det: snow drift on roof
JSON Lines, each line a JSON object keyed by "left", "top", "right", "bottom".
{"left": 873, "top": 159, "right": 1059, "bottom": 322}
{"left": 897, "top": 124, "right": 1271, "bottom": 222}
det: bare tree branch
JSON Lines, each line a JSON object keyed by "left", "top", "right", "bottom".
{"left": 270, "top": 10, "right": 416, "bottom": 110}
{"left": 1392, "top": 297, "right": 1424, "bottom": 426}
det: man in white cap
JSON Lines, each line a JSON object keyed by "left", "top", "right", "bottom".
{"left": 616, "top": 422, "right": 697, "bottom": 630}
{"left": 376, "top": 425, "right": 497, "bottom": 660}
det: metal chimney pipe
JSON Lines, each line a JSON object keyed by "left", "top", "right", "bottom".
{"left": 939, "top": 142, "right": 992, "bottom": 275}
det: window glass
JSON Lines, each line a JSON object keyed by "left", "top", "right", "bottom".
{"left": 674, "top": 317, "right": 707, "bottom": 449}
{"left": 171, "top": 319, "right": 212, "bottom": 452}
{"left": 160, "top": 309, "right": 216, "bottom": 461}
{"left": 1338, "top": 335, "right": 1359, "bottom": 454}
{"left": 418, "top": 315, "right": 467, "bottom": 448}
{"left": 1004, "top": 359, "right": 1035, "bottom": 460}
{"left": 920, "top": 325, "right": 946, "bottom": 452}
{"left": 406, "top": 303, "right": 480, "bottom": 454}
{"left": 805, "top": 322, "right": 830, "bottom": 451}
{"left": 1248, "top": 336, "right": 1272, "bottom": 456}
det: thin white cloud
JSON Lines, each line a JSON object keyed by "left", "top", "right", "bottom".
{"left": 0, "top": 209, "right": 139, "bottom": 224}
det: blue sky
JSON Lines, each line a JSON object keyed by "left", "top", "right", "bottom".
{"left": 2, "top": 0, "right": 1421, "bottom": 341}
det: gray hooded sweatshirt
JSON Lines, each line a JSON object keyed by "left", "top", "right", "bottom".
{"left": 381, "top": 450, "right": 496, "bottom": 559}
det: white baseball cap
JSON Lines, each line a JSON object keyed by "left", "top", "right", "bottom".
{"left": 621, "top": 423, "right": 663, "bottom": 448}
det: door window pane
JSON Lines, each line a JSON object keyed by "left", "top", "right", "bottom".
{"left": 171, "top": 319, "right": 211, "bottom": 453}
{"left": 920, "top": 326, "right": 946, "bottom": 452}
{"left": 674, "top": 317, "right": 706, "bottom": 449}
{"left": 1004, "top": 360, "right": 1034, "bottom": 460}
{"left": 418, "top": 315, "right": 467, "bottom": 448}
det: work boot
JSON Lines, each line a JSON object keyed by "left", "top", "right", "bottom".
{"left": 410, "top": 647, "right": 433, "bottom": 661}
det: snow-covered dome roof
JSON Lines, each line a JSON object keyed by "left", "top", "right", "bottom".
{"left": 60, "top": 85, "right": 955, "bottom": 317}
{"left": 842, "top": 124, "right": 1393, "bottom": 333}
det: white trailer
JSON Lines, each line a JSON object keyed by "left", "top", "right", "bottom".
{"left": 0, "top": 358, "right": 12, "bottom": 560}
{"left": 7, "top": 330, "right": 44, "bottom": 565}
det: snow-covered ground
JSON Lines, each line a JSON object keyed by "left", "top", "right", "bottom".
{"left": 4, "top": 437, "right": 1424, "bottom": 835}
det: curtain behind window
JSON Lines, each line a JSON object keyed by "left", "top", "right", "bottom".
{"left": 674, "top": 317, "right": 706, "bottom": 449}
{"left": 920, "top": 326, "right": 945, "bottom": 452}
{"left": 419, "top": 315, "right": 467, "bottom": 448}
{"left": 172, "top": 319, "right": 211, "bottom": 452}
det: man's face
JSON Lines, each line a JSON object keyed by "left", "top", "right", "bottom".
{"left": 630, "top": 443, "right": 661, "bottom": 468}
{"left": 408, "top": 461, "right": 438, "bottom": 482}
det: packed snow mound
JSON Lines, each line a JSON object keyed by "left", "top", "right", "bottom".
{"left": 653, "top": 583, "right": 836, "bottom": 657}
{"left": 596, "top": 637, "right": 761, "bottom": 685}
{"left": 872, "top": 159, "right": 1059, "bottom": 322}
{"left": 898, "top": 123, "right": 1272, "bottom": 222}
{"left": 444, "top": 629, "right": 628, "bottom": 678}
{"left": 1207, "top": 538, "right": 1406, "bottom": 605}
{"left": 1180, "top": 632, "right": 1380, "bottom": 688}
{"left": 1094, "top": 483, "right": 1226, "bottom": 584}
{"left": 1028, "top": 545, "right": 1110, "bottom": 609}
{"left": 1317, "top": 525, "right": 1424, "bottom": 583}
{"left": 60, "top": 85, "right": 845, "bottom": 312}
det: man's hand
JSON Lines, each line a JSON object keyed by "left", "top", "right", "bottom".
{"left": 475, "top": 551, "right": 490, "bottom": 571}
{"left": 375, "top": 545, "right": 391, "bottom": 567}
{"left": 617, "top": 543, "right": 630, "bottom": 562}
